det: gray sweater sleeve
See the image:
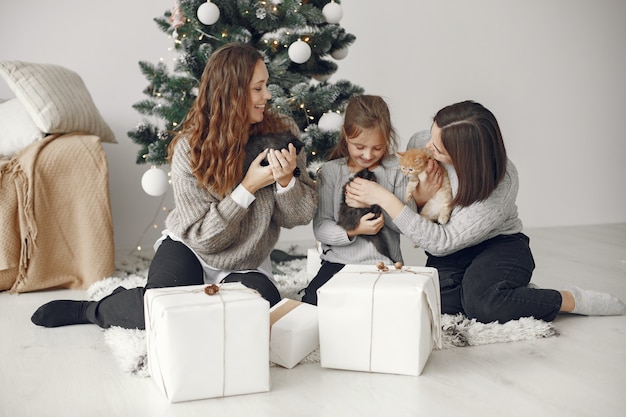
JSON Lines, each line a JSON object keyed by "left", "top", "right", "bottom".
{"left": 164, "top": 137, "right": 317, "bottom": 270}
{"left": 166, "top": 138, "right": 247, "bottom": 254}
{"left": 270, "top": 149, "right": 318, "bottom": 229}
{"left": 393, "top": 159, "right": 523, "bottom": 257}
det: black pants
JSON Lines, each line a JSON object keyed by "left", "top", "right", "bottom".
{"left": 301, "top": 261, "right": 345, "bottom": 305}
{"left": 87, "top": 238, "right": 282, "bottom": 329}
{"left": 426, "top": 233, "right": 562, "bottom": 323}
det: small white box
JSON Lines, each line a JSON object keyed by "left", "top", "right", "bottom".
{"left": 317, "top": 265, "right": 441, "bottom": 376}
{"left": 306, "top": 246, "right": 322, "bottom": 276}
{"left": 144, "top": 283, "right": 270, "bottom": 403}
{"left": 270, "top": 298, "right": 319, "bottom": 369}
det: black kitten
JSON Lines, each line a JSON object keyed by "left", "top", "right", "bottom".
{"left": 243, "top": 131, "right": 305, "bottom": 177}
{"left": 337, "top": 168, "right": 393, "bottom": 261}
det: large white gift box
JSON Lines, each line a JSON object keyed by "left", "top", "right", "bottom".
{"left": 317, "top": 265, "right": 442, "bottom": 376}
{"left": 144, "top": 283, "right": 270, "bottom": 403}
{"left": 269, "top": 298, "right": 319, "bottom": 369}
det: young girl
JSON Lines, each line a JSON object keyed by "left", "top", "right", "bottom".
{"left": 32, "top": 43, "right": 318, "bottom": 329}
{"left": 345, "top": 100, "right": 625, "bottom": 322}
{"left": 301, "top": 95, "right": 411, "bottom": 305}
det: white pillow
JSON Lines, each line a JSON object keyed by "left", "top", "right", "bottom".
{"left": 0, "top": 61, "right": 116, "bottom": 143}
{"left": 0, "top": 98, "right": 45, "bottom": 156}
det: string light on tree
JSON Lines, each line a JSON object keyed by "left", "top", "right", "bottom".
{"left": 322, "top": 1, "right": 344, "bottom": 24}
{"left": 288, "top": 39, "right": 312, "bottom": 64}
{"left": 197, "top": 1, "right": 220, "bottom": 25}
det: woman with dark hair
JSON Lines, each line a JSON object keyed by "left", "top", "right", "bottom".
{"left": 345, "top": 100, "right": 624, "bottom": 323}
{"left": 32, "top": 43, "right": 318, "bottom": 329}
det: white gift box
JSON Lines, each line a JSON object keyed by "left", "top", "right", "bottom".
{"left": 144, "top": 283, "right": 270, "bottom": 403}
{"left": 317, "top": 265, "right": 442, "bottom": 376}
{"left": 269, "top": 298, "right": 319, "bottom": 369}
{"left": 306, "top": 246, "right": 322, "bottom": 276}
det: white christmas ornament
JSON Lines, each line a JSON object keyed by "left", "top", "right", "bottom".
{"left": 197, "top": 1, "right": 220, "bottom": 25}
{"left": 141, "top": 167, "right": 169, "bottom": 197}
{"left": 288, "top": 40, "right": 312, "bottom": 64}
{"left": 318, "top": 111, "right": 343, "bottom": 132}
{"left": 322, "top": 2, "right": 344, "bottom": 24}
{"left": 331, "top": 47, "right": 349, "bottom": 60}
{"left": 312, "top": 73, "right": 331, "bottom": 82}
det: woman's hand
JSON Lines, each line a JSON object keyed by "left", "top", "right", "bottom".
{"left": 241, "top": 150, "right": 275, "bottom": 193}
{"left": 413, "top": 159, "right": 443, "bottom": 208}
{"left": 346, "top": 177, "right": 406, "bottom": 219}
{"left": 267, "top": 143, "right": 298, "bottom": 187}
{"left": 346, "top": 212, "right": 384, "bottom": 238}
{"left": 346, "top": 177, "right": 391, "bottom": 207}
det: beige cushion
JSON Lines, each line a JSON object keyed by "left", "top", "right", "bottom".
{"left": 0, "top": 61, "right": 116, "bottom": 143}
{"left": 0, "top": 98, "right": 45, "bottom": 156}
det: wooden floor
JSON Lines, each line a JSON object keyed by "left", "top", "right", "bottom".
{"left": 1, "top": 224, "right": 625, "bottom": 417}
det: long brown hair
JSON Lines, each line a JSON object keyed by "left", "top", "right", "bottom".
{"left": 329, "top": 95, "right": 398, "bottom": 160}
{"left": 434, "top": 100, "right": 507, "bottom": 207}
{"left": 168, "top": 43, "right": 290, "bottom": 197}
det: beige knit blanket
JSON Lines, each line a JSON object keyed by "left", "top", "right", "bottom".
{"left": 0, "top": 133, "right": 114, "bottom": 292}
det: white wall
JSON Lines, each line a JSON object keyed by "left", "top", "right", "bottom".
{"left": 1, "top": 0, "right": 625, "bottom": 252}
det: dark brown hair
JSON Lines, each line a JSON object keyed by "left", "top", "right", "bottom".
{"left": 168, "top": 43, "right": 290, "bottom": 197}
{"left": 329, "top": 95, "right": 398, "bottom": 160}
{"left": 433, "top": 100, "right": 507, "bottom": 207}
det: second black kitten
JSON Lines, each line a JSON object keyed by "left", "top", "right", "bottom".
{"left": 337, "top": 168, "right": 394, "bottom": 262}
{"left": 243, "top": 131, "right": 305, "bottom": 177}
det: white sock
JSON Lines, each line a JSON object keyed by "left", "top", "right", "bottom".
{"left": 568, "top": 287, "right": 626, "bottom": 316}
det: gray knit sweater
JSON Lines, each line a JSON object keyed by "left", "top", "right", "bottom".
{"left": 395, "top": 130, "right": 523, "bottom": 257}
{"left": 314, "top": 156, "right": 411, "bottom": 265}
{"left": 165, "top": 137, "right": 318, "bottom": 270}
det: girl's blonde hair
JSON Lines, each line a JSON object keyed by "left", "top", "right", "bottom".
{"left": 329, "top": 95, "right": 398, "bottom": 160}
{"left": 168, "top": 43, "right": 290, "bottom": 196}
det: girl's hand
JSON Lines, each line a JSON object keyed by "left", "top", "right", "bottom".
{"left": 267, "top": 143, "right": 298, "bottom": 187}
{"left": 346, "top": 212, "right": 384, "bottom": 238}
{"left": 413, "top": 159, "right": 443, "bottom": 207}
{"left": 241, "top": 150, "right": 275, "bottom": 193}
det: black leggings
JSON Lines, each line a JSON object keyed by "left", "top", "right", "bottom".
{"left": 87, "top": 238, "right": 281, "bottom": 329}
{"left": 300, "top": 261, "right": 345, "bottom": 305}
{"left": 426, "top": 233, "right": 561, "bottom": 323}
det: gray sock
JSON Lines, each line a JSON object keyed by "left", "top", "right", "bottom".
{"left": 568, "top": 287, "right": 626, "bottom": 316}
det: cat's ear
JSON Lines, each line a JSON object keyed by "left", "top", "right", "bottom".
{"left": 396, "top": 151, "right": 404, "bottom": 157}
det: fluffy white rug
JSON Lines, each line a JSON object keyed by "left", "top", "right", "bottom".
{"left": 90, "top": 256, "right": 558, "bottom": 377}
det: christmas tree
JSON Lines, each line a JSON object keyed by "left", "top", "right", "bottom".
{"left": 128, "top": 0, "right": 364, "bottom": 177}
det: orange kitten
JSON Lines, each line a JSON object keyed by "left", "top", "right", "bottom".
{"left": 397, "top": 148, "right": 453, "bottom": 224}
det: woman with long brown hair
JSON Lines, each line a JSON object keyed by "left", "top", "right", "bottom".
{"left": 32, "top": 43, "right": 318, "bottom": 329}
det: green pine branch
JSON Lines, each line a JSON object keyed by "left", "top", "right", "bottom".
{"left": 129, "top": 0, "right": 363, "bottom": 171}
